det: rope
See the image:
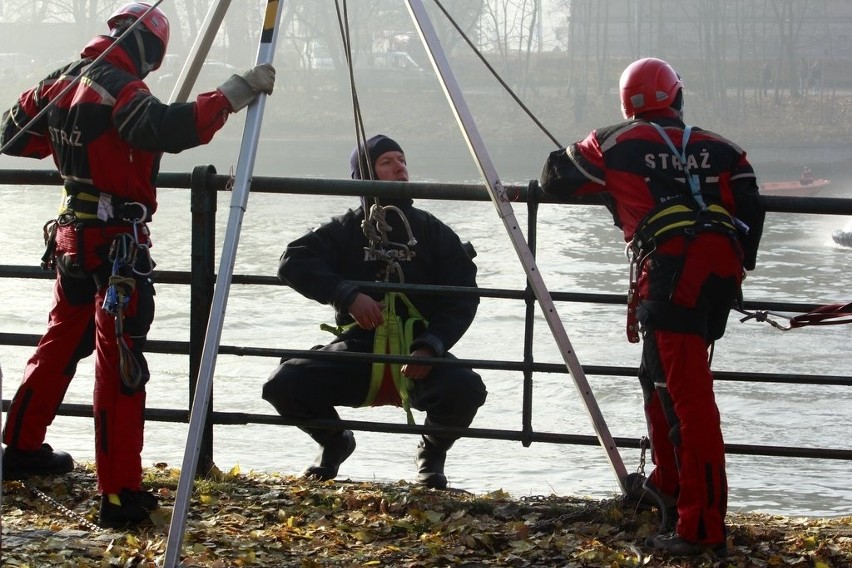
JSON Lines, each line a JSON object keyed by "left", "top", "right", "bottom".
{"left": 736, "top": 303, "right": 852, "bottom": 331}
{"left": 101, "top": 232, "right": 146, "bottom": 390}
{"left": 432, "top": 0, "right": 563, "bottom": 148}
{"left": 335, "top": 0, "right": 374, "bottom": 184}
{"left": 329, "top": 8, "right": 427, "bottom": 424}
{"left": 789, "top": 303, "right": 852, "bottom": 327}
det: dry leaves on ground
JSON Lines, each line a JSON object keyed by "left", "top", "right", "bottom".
{"left": 2, "top": 463, "right": 851, "bottom": 567}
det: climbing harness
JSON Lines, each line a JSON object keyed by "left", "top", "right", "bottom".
{"left": 101, "top": 205, "right": 152, "bottom": 390}
{"left": 369, "top": 292, "right": 427, "bottom": 425}
{"left": 319, "top": 291, "right": 426, "bottom": 426}
{"left": 321, "top": 198, "right": 424, "bottom": 424}
{"left": 361, "top": 199, "right": 421, "bottom": 422}
{"left": 59, "top": 186, "right": 151, "bottom": 224}
{"left": 635, "top": 123, "right": 852, "bottom": 335}
{"left": 736, "top": 302, "right": 852, "bottom": 330}
{"left": 624, "top": 199, "right": 737, "bottom": 344}
{"left": 621, "top": 124, "right": 741, "bottom": 343}
{"left": 630, "top": 201, "right": 737, "bottom": 256}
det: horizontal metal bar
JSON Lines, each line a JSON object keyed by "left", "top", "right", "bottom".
{"left": 1, "top": 332, "right": 849, "bottom": 387}
{"left": 0, "top": 265, "right": 832, "bottom": 314}
{"left": 2, "top": 169, "right": 851, "bottom": 214}
{"left": 1, "top": 400, "right": 847, "bottom": 462}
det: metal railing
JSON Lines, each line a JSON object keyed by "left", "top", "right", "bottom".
{"left": 2, "top": 166, "right": 851, "bottom": 475}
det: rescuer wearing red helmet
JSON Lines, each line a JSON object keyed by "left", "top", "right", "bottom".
{"left": 1, "top": 2, "right": 275, "bottom": 527}
{"left": 540, "top": 57, "right": 765, "bottom": 556}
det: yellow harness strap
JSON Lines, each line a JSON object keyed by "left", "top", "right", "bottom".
{"left": 631, "top": 201, "right": 737, "bottom": 256}
{"left": 367, "top": 292, "right": 427, "bottom": 425}
{"left": 320, "top": 292, "right": 427, "bottom": 425}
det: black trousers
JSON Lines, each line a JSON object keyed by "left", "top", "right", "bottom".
{"left": 262, "top": 330, "right": 487, "bottom": 440}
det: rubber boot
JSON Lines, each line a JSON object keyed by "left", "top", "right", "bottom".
{"left": 303, "top": 429, "right": 356, "bottom": 481}
{"left": 415, "top": 434, "right": 455, "bottom": 489}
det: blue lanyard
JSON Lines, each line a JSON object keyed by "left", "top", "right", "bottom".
{"left": 649, "top": 122, "right": 708, "bottom": 211}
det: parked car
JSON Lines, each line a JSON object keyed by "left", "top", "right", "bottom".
{"left": 370, "top": 51, "right": 423, "bottom": 72}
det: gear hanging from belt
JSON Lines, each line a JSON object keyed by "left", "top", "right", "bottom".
{"left": 361, "top": 201, "right": 417, "bottom": 284}
{"left": 100, "top": 206, "right": 151, "bottom": 390}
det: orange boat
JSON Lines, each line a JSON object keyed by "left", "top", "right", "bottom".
{"left": 760, "top": 178, "right": 831, "bottom": 197}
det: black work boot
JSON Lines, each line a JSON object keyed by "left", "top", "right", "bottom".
{"left": 2, "top": 443, "right": 74, "bottom": 480}
{"left": 650, "top": 532, "right": 728, "bottom": 557}
{"left": 625, "top": 472, "right": 678, "bottom": 533}
{"left": 303, "top": 430, "right": 356, "bottom": 481}
{"left": 98, "top": 489, "right": 160, "bottom": 529}
{"left": 415, "top": 435, "right": 455, "bottom": 489}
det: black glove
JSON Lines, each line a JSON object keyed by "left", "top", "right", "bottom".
{"left": 218, "top": 63, "right": 276, "bottom": 112}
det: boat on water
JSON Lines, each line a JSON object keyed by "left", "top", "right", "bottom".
{"left": 760, "top": 178, "right": 831, "bottom": 196}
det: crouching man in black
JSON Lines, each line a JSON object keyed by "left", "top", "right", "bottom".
{"left": 262, "top": 134, "right": 487, "bottom": 489}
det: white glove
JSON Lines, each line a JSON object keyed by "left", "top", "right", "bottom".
{"left": 218, "top": 63, "right": 276, "bottom": 112}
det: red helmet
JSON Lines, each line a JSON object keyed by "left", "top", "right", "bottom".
{"left": 108, "top": 2, "right": 170, "bottom": 68}
{"left": 619, "top": 58, "right": 683, "bottom": 119}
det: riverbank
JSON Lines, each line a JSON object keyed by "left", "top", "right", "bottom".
{"left": 3, "top": 464, "right": 851, "bottom": 567}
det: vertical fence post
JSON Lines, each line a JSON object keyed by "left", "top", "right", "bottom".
{"left": 189, "top": 164, "right": 218, "bottom": 474}
{"left": 521, "top": 180, "right": 540, "bottom": 447}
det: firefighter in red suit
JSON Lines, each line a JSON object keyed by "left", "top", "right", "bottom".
{"left": 540, "top": 58, "right": 765, "bottom": 556}
{"left": 0, "top": 2, "right": 274, "bottom": 527}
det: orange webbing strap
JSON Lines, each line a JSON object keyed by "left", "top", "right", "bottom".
{"left": 789, "top": 303, "right": 852, "bottom": 328}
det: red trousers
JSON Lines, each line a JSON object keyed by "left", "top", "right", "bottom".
{"left": 3, "top": 222, "right": 154, "bottom": 494}
{"left": 637, "top": 232, "right": 742, "bottom": 545}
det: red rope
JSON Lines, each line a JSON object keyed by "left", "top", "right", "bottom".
{"left": 788, "top": 303, "right": 852, "bottom": 328}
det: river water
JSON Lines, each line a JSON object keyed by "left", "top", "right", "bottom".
{"left": 1, "top": 147, "right": 850, "bottom": 518}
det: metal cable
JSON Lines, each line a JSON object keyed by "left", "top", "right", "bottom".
{"left": 432, "top": 0, "right": 563, "bottom": 148}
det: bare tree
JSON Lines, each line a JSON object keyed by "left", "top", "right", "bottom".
{"left": 478, "top": 0, "right": 541, "bottom": 93}
{"left": 770, "top": 0, "right": 812, "bottom": 98}
{"left": 423, "top": 0, "right": 485, "bottom": 60}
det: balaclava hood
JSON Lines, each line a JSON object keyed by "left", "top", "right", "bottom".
{"left": 349, "top": 134, "right": 404, "bottom": 180}
{"left": 109, "top": 25, "right": 164, "bottom": 79}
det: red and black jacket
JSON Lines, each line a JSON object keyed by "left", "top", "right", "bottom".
{"left": 0, "top": 35, "right": 234, "bottom": 217}
{"left": 541, "top": 113, "right": 765, "bottom": 270}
